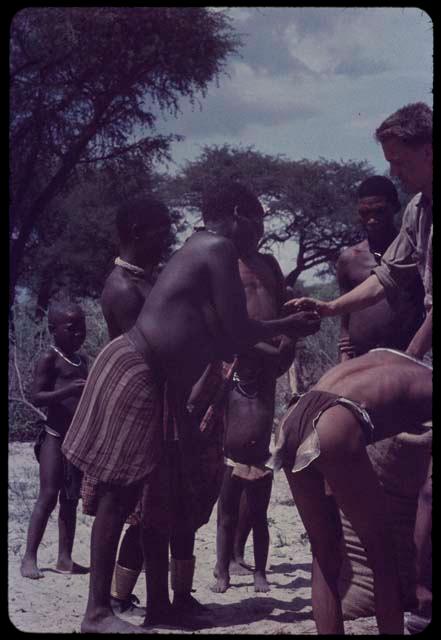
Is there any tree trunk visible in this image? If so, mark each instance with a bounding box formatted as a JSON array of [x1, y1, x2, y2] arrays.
[[35, 264, 54, 320]]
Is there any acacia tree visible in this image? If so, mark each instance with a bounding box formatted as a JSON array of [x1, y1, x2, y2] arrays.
[[168, 145, 374, 286], [10, 7, 239, 308]]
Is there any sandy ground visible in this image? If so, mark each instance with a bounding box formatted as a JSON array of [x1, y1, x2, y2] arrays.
[[8, 441, 381, 634]]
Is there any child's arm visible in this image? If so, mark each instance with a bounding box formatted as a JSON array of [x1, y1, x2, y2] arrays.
[[32, 351, 86, 407]]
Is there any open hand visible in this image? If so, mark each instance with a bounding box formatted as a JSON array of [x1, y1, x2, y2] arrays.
[[283, 297, 332, 316]]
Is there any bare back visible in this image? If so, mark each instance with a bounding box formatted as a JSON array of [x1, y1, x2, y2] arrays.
[[315, 350, 432, 434], [101, 267, 153, 340]]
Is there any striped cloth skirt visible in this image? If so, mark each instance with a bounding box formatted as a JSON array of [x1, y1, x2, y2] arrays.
[[62, 333, 163, 487]]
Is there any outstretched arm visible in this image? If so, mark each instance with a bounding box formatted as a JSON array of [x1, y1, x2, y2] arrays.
[[284, 273, 386, 317], [208, 238, 321, 352], [336, 257, 356, 361]]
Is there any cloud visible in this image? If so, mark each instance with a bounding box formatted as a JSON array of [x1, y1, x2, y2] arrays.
[[164, 62, 319, 138]]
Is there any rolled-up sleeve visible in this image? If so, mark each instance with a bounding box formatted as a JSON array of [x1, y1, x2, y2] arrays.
[[373, 195, 425, 308]]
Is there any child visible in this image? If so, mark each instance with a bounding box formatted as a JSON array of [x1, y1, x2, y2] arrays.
[[20, 301, 89, 579], [212, 211, 297, 594]]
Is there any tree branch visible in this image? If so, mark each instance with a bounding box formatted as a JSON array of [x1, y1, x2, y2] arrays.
[[11, 343, 46, 420]]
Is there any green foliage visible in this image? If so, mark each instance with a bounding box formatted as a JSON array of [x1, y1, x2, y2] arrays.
[[9, 297, 107, 441], [21, 162, 184, 308], [10, 7, 239, 307]]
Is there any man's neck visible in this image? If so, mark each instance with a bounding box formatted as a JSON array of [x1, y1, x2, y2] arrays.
[[119, 248, 153, 277]]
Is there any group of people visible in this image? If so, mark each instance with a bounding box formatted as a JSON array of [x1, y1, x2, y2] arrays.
[[19, 101, 432, 635]]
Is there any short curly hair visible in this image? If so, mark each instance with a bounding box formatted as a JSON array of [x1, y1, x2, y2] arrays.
[[48, 301, 84, 328], [375, 102, 432, 147], [202, 181, 264, 224]]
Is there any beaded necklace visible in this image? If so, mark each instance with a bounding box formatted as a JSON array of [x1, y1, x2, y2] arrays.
[[51, 345, 82, 367], [114, 256, 146, 277]]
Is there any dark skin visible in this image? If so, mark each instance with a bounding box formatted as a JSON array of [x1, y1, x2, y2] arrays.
[[100, 222, 165, 577], [337, 195, 423, 360], [337, 192, 430, 624], [20, 306, 88, 579], [100, 218, 202, 624], [81, 209, 320, 634], [212, 227, 297, 594], [282, 349, 432, 634]]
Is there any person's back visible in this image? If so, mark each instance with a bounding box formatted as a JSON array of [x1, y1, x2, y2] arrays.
[[315, 349, 432, 434]]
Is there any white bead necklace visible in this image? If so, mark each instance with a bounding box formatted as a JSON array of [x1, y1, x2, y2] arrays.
[[114, 256, 146, 277], [51, 345, 82, 367]]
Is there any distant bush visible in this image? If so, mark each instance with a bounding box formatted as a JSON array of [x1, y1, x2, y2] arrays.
[[8, 297, 107, 441], [287, 279, 340, 394]]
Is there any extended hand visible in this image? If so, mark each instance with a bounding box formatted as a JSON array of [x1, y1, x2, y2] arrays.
[[284, 297, 332, 317], [67, 379, 87, 397], [338, 337, 356, 359], [284, 310, 321, 338]]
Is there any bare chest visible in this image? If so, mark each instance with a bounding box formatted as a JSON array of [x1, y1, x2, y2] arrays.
[[239, 259, 279, 319]]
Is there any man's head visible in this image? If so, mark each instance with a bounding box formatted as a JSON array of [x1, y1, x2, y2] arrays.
[[356, 176, 400, 242], [48, 301, 86, 355], [202, 182, 264, 256], [375, 102, 432, 196], [116, 196, 172, 266]]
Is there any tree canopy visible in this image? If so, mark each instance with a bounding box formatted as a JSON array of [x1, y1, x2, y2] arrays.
[[167, 145, 375, 286], [10, 7, 239, 308]]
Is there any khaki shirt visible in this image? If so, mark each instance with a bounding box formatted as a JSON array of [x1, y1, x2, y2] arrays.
[[373, 193, 432, 312]]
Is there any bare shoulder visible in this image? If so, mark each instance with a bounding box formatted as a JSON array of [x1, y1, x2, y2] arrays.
[[339, 241, 367, 263], [35, 348, 57, 372], [186, 231, 237, 263], [101, 269, 140, 308], [259, 252, 283, 273]]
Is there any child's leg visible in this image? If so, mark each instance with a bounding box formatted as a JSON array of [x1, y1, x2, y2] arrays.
[[314, 406, 404, 635], [230, 490, 254, 574], [57, 494, 89, 573], [244, 473, 272, 592], [21, 433, 63, 579], [284, 467, 345, 634], [211, 466, 243, 593]]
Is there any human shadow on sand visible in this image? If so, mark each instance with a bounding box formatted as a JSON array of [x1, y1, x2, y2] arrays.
[[269, 561, 311, 575], [200, 596, 313, 629]]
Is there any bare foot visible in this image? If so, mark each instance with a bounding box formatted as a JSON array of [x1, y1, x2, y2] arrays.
[[143, 603, 179, 628], [254, 572, 270, 593], [210, 576, 230, 593], [55, 560, 90, 574], [229, 559, 254, 575], [21, 556, 44, 579], [81, 613, 147, 633]]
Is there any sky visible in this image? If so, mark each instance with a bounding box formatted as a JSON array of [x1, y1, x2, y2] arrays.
[[155, 6, 433, 280]]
